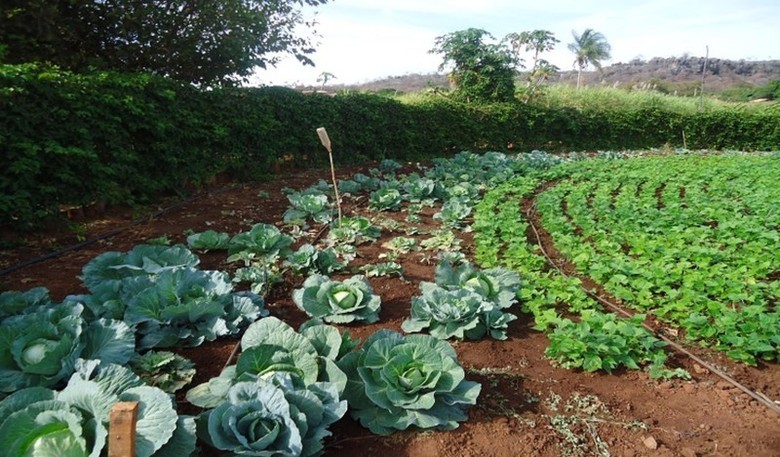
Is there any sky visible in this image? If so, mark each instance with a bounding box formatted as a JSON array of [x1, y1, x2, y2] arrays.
[[250, 0, 779, 87]]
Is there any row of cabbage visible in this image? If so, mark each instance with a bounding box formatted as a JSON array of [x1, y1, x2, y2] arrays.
[[0, 150, 573, 456]]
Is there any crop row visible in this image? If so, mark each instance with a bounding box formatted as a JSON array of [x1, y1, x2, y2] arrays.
[[534, 154, 780, 364]]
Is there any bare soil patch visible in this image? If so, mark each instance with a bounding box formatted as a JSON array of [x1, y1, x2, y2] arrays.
[[1, 167, 779, 457]]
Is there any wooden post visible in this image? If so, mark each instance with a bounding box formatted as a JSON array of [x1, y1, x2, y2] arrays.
[[316, 127, 343, 225], [109, 401, 139, 457]]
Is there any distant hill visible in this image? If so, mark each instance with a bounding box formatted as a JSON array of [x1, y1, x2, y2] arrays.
[[315, 57, 780, 95]]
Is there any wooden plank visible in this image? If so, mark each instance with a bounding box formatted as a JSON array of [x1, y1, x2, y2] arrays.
[[108, 401, 139, 457]]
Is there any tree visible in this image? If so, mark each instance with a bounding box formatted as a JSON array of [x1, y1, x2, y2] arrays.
[[0, 0, 328, 86], [503, 30, 559, 102], [430, 28, 516, 103], [316, 71, 336, 89], [567, 28, 612, 89]]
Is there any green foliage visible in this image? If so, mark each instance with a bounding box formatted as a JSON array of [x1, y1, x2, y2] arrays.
[[186, 230, 230, 252], [545, 311, 676, 376], [284, 244, 346, 276], [0, 359, 196, 457], [2, 63, 779, 229], [186, 316, 354, 408], [328, 216, 381, 245], [0, 0, 329, 86], [568, 29, 612, 89], [369, 186, 403, 211], [283, 188, 333, 227], [717, 79, 780, 102], [337, 329, 481, 435], [197, 373, 346, 457], [293, 275, 382, 324], [228, 223, 294, 259], [129, 351, 196, 394], [359, 261, 404, 278], [403, 283, 515, 340], [0, 300, 135, 392], [430, 28, 516, 102]]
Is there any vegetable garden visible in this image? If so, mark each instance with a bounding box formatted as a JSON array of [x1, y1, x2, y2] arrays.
[[1, 150, 779, 456]]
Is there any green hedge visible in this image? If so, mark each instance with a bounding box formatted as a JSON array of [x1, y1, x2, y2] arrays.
[[2, 64, 779, 229]]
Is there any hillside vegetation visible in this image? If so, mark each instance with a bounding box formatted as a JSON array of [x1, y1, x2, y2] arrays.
[[325, 57, 780, 98]]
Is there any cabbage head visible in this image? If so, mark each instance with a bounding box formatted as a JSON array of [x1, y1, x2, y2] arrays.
[[293, 275, 381, 324], [0, 359, 196, 457], [435, 260, 521, 309], [283, 189, 333, 227], [402, 282, 494, 340], [337, 329, 480, 435], [186, 317, 354, 409], [228, 223, 294, 259], [122, 268, 267, 349], [0, 301, 134, 392], [198, 373, 346, 457]]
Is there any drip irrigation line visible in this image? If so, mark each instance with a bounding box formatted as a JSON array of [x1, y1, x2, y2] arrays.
[[0, 185, 238, 278], [524, 201, 780, 416]]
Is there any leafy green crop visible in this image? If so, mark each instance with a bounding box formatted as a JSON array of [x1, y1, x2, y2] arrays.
[[283, 189, 333, 227], [0, 300, 134, 392], [328, 216, 381, 245], [197, 373, 346, 457], [293, 275, 381, 324], [545, 311, 683, 377], [0, 359, 196, 457], [369, 187, 403, 211], [284, 244, 346, 276], [337, 329, 481, 435], [228, 223, 294, 259], [186, 230, 230, 251], [129, 351, 196, 394]]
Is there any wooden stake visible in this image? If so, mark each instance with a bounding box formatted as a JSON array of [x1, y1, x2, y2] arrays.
[[109, 401, 139, 457], [316, 127, 343, 225]]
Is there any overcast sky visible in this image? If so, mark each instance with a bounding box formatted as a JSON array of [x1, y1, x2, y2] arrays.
[[250, 0, 779, 86]]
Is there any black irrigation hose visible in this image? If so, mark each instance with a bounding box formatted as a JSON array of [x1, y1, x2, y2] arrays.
[[0, 185, 239, 278], [524, 200, 780, 416]]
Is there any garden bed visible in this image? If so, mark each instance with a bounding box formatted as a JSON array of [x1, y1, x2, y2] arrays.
[[1, 155, 779, 456]]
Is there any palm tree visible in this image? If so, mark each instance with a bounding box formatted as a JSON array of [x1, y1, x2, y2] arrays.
[[568, 29, 612, 89]]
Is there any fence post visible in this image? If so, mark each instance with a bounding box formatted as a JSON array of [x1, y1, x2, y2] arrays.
[[109, 401, 139, 457]]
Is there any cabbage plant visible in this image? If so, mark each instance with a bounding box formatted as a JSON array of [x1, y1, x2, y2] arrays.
[[0, 286, 51, 319], [228, 222, 294, 259], [284, 244, 346, 276], [369, 187, 402, 211], [121, 268, 267, 349], [402, 175, 439, 203], [293, 274, 381, 324], [186, 317, 354, 409], [433, 198, 473, 230], [402, 283, 497, 340], [0, 300, 134, 392], [197, 373, 346, 457], [337, 329, 480, 435], [75, 244, 200, 319], [435, 260, 521, 309], [327, 216, 381, 245], [187, 318, 354, 455], [283, 189, 333, 227], [186, 230, 230, 251], [0, 359, 196, 457], [129, 351, 196, 394]]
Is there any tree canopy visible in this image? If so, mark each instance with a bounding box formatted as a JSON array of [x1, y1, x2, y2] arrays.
[[430, 28, 516, 103], [568, 28, 612, 89], [0, 0, 328, 86]]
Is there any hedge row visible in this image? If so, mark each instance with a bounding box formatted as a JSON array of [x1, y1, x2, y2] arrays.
[[2, 64, 779, 229]]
